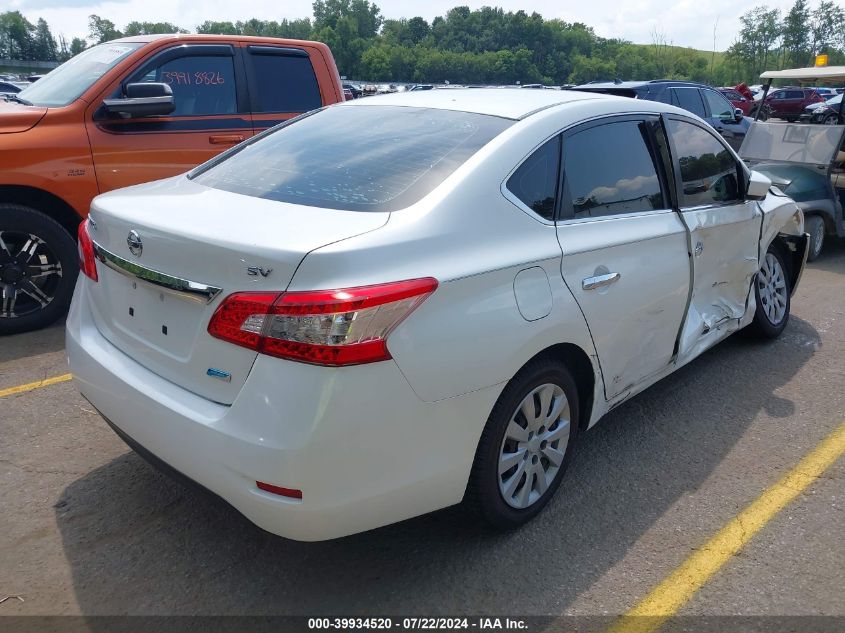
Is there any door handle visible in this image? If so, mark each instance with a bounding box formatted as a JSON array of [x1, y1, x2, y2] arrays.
[[209, 134, 244, 145], [582, 272, 621, 291]]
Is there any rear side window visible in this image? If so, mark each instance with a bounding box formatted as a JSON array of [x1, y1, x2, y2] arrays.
[[248, 49, 322, 113], [191, 105, 512, 212], [787, 90, 804, 99], [672, 88, 706, 118], [139, 55, 236, 117], [506, 136, 560, 221], [563, 120, 665, 219], [666, 119, 741, 207]]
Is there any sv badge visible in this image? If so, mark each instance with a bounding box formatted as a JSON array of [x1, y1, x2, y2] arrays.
[[246, 266, 273, 278]]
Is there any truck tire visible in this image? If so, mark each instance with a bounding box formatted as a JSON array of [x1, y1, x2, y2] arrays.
[[0, 204, 79, 335], [805, 215, 825, 262]]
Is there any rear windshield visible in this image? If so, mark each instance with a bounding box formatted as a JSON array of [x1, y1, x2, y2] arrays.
[[191, 105, 513, 212]]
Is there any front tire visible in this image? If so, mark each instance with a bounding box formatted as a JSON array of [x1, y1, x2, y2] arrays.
[[0, 204, 79, 335], [466, 357, 580, 529], [805, 215, 825, 262], [746, 244, 791, 339]]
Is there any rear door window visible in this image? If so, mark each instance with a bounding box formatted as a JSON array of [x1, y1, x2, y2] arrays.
[[246, 47, 322, 113], [506, 136, 560, 221], [562, 119, 666, 219], [671, 88, 707, 118]]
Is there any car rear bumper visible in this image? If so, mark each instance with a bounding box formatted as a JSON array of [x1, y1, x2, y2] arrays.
[[66, 279, 500, 541]]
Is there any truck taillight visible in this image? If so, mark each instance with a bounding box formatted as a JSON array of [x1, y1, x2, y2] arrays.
[[77, 219, 98, 282], [207, 278, 438, 366]]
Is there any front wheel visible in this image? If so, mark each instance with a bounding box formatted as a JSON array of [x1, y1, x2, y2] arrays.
[[822, 113, 840, 125], [0, 204, 79, 335], [466, 357, 580, 529], [746, 245, 791, 339], [805, 215, 825, 262]]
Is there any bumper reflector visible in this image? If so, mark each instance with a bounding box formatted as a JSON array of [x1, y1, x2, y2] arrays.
[[257, 481, 303, 499]]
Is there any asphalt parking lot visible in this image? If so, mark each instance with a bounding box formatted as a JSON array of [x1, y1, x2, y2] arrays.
[[1, 242, 844, 626]]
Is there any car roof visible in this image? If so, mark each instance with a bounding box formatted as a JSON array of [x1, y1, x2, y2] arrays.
[[109, 33, 321, 45], [339, 87, 621, 120], [573, 79, 711, 90]]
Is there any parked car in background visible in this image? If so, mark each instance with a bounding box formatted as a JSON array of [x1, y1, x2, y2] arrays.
[[719, 87, 753, 115], [343, 87, 353, 101], [0, 34, 343, 334], [342, 82, 361, 98], [68, 89, 806, 541], [408, 84, 434, 91], [573, 80, 750, 150], [763, 87, 824, 121], [0, 81, 26, 95], [800, 93, 843, 125]]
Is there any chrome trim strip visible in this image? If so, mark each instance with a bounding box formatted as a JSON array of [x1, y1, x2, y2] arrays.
[[92, 241, 222, 304]]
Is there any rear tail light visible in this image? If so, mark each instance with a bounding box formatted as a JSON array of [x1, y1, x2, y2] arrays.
[[208, 278, 438, 366], [77, 219, 98, 282]]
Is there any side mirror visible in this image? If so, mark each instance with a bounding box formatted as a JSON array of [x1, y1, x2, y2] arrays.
[[102, 82, 175, 118], [746, 170, 771, 201], [734, 108, 744, 122]]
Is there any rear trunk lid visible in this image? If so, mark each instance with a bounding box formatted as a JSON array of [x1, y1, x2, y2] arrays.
[[86, 176, 388, 404]]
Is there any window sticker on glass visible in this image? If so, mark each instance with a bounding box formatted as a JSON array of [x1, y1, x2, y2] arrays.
[[84, 44, 137, 65]]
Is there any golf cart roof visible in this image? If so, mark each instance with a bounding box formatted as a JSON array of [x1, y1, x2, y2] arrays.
[[760, 66, 845, 81]]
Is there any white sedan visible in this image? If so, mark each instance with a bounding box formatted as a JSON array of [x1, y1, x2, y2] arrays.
[[67, 89, 808, 541]]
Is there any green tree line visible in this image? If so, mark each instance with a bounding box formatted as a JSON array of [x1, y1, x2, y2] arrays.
[[2, 1, 843, 85]]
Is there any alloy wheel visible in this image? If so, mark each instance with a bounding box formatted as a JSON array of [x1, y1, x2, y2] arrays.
[[0, 230, 63, 319], [498, 383, 571, 509], [757, 252, 787, 326]]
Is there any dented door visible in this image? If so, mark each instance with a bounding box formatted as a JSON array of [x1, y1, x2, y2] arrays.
[[664, 118, 763, 360]]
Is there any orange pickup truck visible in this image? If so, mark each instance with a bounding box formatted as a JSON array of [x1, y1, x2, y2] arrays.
[[0, 34, 343, 334]]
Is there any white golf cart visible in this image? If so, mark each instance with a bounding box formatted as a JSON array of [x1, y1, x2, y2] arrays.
[[740, 66, 845, 260]]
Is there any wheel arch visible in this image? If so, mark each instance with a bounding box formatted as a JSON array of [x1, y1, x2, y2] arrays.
[[0, 186, 81, 238], [526, 342, 597, 432], [770, 232, 808, 296]]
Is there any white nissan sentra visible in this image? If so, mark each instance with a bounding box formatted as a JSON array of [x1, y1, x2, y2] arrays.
[[67, 89, 808, 541]]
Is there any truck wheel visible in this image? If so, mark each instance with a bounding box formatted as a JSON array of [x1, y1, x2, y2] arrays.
[[805, 215, 825, 262], [0, 204, 79, 335], [465, 357, 580, 529], [746, 244, 791, 339]]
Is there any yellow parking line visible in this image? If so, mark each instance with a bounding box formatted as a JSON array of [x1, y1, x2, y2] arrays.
[[609, 420, 845, 633], [0, 373, 73, 398]]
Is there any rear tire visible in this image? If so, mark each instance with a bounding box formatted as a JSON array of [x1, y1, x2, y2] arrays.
[[465, 357, 580, 530], [746, 243, 791, 339], [0, 204, 79, 335], [805, 215, 825, 262]]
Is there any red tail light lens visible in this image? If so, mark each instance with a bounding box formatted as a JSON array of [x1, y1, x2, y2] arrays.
[[77, 219, 98, 282], [208, 278, 438, 366]]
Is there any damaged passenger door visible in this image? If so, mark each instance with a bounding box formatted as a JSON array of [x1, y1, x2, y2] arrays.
[[664, 116, 763, 361]]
